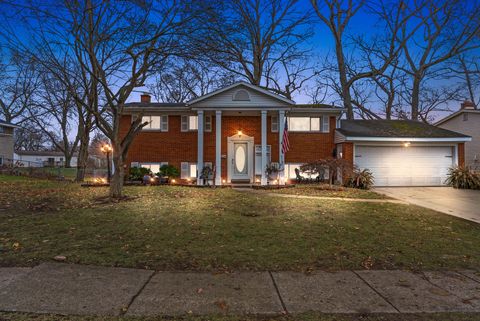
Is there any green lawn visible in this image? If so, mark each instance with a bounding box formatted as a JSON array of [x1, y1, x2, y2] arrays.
[[0, 312, 478, 321], [0, 175, 479, 271], [269, 184, 388, 199]]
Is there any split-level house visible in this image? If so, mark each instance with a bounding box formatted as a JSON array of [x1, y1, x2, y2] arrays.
[[120, 82, 470, 186]]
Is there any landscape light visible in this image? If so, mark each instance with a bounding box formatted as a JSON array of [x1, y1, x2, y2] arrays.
[[171, 179, 176, 184], [403, 142, 410, 147], [222, 179, 226, 183]]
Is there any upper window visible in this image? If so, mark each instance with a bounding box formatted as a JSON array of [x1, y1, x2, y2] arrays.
[[271, 116, 279, 132], [181, 115, 212, 132], [463, 113, 469, 121], [142, 115, 168, 131], [233, 89, 250, 101], [0, 126, 5, 134], [288, 116, 329, 133]]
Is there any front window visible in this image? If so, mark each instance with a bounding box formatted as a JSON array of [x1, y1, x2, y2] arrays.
[[189, 163, 197, 178], [288, 116, 329, 132], [189, 116, 198, 130]]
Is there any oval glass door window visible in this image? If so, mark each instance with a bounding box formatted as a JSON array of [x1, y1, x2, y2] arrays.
[[234, 143, 247, 174]]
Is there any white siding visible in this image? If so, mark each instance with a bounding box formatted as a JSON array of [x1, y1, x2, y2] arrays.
[[190, 85, 290, 108]]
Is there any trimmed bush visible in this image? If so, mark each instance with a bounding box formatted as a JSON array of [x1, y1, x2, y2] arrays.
[[445, 166, 480, 189], [345, 168, 374, 190], [158, 164, 179, 178], [129, 167, 151, 181]]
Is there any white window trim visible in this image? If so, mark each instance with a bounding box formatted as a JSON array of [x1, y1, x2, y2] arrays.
[[181, 115, 200, 132], [288, 117, 322, 132], [205, 115, 212, 132], [141, 115, 168, 132], [271, 116, 279, 132], [322, 116, 330, 133]]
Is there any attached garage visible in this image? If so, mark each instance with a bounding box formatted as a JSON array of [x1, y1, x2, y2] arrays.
[[335, 120, 471, 187], [354, 145, 454, 186]]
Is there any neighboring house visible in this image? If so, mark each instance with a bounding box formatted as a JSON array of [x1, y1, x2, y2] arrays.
[[436, 101, 480, 169], [120, 81, 469, 187], [14, 150, 78, 167], [0, 119, 19, 166]]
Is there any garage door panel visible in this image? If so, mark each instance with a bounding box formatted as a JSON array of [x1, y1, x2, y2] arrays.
[[355, 146, 454, 187]]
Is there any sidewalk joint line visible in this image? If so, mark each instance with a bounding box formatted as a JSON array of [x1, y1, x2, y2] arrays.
[[418, 271, 462, 300], [121, 270, 156, 315], [352, 271, 401, 313], [457, 271, 480, 285], [268, 271, 288, 315]]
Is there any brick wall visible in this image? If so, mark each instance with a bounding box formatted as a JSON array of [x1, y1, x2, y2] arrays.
[[121, 114, 337, 180]]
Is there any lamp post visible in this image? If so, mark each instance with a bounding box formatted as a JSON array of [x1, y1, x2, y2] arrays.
[[101, 144, 113, 183]]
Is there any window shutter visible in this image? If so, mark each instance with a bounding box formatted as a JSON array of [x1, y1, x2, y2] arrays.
[[161, 115, 168, 131], [180, 162, 189, 179], [205, 115, 212, 132], [181, 116, 188, 132], [322, 116, 330, 133], [271, 116, 278, 132]]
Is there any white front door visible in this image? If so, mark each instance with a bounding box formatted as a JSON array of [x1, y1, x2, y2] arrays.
[[232, 142, 249, 180]]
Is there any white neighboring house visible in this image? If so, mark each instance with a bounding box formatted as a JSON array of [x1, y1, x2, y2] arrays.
[[14, 150, 78, 167], [436, 101, 480, 169]]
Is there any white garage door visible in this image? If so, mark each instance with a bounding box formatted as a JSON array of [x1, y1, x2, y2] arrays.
[[355, 146, 454, 186]]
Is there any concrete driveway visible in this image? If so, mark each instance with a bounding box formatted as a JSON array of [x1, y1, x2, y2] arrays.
[[374, 187, 480, 224]]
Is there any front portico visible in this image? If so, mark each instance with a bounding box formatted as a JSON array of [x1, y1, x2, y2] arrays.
[[188, 82, 293, 186]]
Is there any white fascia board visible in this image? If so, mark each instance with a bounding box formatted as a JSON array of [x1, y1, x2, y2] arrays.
[[345, 136, 472, 142], [191, 106, 291, 111], [124, 107, 190, 113], [288, 108, 345, 114]]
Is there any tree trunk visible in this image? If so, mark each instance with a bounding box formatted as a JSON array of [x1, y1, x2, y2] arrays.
[[64, 154, 71, 168], [335, 41, 354, 120], [411, 75, 421, 120], [110, 149, 125, 198], [75, 135, 90, 182]]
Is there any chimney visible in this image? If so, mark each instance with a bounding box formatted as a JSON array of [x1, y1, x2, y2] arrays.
[[141, 93, 151, 104], [461, 100, 476, 110]]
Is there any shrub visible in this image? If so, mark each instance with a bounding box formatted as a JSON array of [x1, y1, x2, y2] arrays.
[[158, 164, 179, 178], [345, 168, 374, 189], [445, 166, 480, 189], [129, 167, 151, 181], [301, 158, 353, 185]]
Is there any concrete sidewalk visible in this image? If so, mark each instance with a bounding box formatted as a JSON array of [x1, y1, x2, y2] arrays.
[[0, 263, 479, 317]]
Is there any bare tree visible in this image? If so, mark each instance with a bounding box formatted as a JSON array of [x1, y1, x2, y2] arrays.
[[13, 121, 49, 151], [396, 0, 480, 120], [198, 0, 314, 99], [67, 0, 193, 197], [149, 59, 237, 103], [0, 51, 40, 124], [445, 55, 480, 108], [311, 0, 423, 119], [29, 73, 79, 167]]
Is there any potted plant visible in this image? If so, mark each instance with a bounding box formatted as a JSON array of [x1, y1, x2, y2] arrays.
[[158, 164, 179, 184], [265, 163, 279, 184], [200, 166, 213, 186]]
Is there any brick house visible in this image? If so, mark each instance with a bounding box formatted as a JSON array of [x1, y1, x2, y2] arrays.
[[121, 82, 470, 186]]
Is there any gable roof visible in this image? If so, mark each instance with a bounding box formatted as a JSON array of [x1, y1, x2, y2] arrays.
[[0, 119, 20, 128], [337, 120, 471, 141], [435, 109, 480, 126], [186, 81, 295, 106]]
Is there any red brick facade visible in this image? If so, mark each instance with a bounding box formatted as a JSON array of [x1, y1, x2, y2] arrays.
[[121, 114, 338, 181]]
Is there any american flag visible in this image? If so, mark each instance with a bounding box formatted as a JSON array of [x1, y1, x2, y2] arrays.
[[282, 118, 290, 154]]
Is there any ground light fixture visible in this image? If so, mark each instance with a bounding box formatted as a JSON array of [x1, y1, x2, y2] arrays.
[[171, 179, 176, 184], [403, 142, 411, 147]]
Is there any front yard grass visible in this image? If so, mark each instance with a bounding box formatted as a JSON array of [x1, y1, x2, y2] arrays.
[[268, 184, 388, 199], [0, 175, 479, 271]]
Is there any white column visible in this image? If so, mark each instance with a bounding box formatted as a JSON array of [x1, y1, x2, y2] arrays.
[[261, 110, 267, 185], [215, 110, 222, 186], [278, 110, 285, 185], [197, 110, 204, 185]]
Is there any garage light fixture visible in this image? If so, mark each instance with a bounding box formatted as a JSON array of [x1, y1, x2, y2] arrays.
[[403, 142, 411, 147]]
